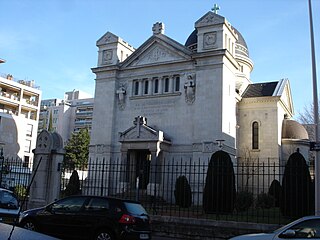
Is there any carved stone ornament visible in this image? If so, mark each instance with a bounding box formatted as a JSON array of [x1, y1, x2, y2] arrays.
[[116, 83, 127, 110], [152, 22, 165, 35], [147, 46, 167, 62], [103, 50, 113, 64], [184, 73, 196, 104], [203, 32, 217, 49]]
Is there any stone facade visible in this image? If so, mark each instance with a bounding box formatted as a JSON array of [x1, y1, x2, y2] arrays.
[[89, 11, 309, 198]]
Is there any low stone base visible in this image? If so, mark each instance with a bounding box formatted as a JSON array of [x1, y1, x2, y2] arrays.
[[151, 215, 280, 239]]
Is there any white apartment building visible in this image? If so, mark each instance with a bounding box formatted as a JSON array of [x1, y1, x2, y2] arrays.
[[0, 70, 41, 165], [38, 90, 93, 145]]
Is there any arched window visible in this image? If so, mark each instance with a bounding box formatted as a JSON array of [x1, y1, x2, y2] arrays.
[[252, 121, 259, 149]]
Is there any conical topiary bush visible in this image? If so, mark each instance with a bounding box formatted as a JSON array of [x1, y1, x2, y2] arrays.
[[174, 175, 192, 208], [203, 150, 236, 213]]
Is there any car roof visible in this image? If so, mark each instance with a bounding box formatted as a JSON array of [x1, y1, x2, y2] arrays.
[[0, 223, 59, 240], [62, 195, 141, 204], [0, 188, 14, 194]]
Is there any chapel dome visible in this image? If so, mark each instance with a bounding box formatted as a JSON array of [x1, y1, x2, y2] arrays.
[[185, 29, 198, 52], [185, 27, 249, 57], [282, 119, 309, 140]]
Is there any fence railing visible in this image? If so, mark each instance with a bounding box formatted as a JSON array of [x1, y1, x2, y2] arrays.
[[61, 157, 315, 225], [1, 156, 314, 225]]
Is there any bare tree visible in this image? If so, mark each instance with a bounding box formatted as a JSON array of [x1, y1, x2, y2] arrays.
[[297, 102, 317, 124]]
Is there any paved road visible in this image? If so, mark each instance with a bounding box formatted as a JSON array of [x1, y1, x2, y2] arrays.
[[153, 236, 183, 240]]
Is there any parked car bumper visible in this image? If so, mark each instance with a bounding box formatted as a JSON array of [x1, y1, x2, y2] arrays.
[[119, 229, 152, 240]]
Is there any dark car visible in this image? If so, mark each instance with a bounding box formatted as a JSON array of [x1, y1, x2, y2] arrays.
[[0, 222, 60, 240], [19, 195, 151, 240], [0, 188, 20, 224]]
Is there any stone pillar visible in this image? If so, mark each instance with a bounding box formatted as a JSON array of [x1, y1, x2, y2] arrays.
[[139, 79, 143, 96], [158, 78, 163, 94], [169, 75, 174, 93], [28, 130, 65, 209], [147, 151, 161, 196]]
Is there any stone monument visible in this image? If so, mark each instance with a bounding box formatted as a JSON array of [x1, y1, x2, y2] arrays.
[[28, 130, 65, 209]]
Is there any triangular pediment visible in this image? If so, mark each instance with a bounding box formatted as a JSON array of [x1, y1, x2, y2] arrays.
[[96, 32, 119, 46], [121, 35, 191, 68], [279, 80, 294, 116], [119, 116, 170, 143], [195, 11, 226, 28]]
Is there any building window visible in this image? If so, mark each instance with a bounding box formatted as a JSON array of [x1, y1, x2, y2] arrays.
[[134, 81, 139, 95], [175, 76, 180, 91], [25, 140, 32, 153], [53, 109, 59, 114], [164, 77, 169, 93], [154, 78, 159, 93], [26, 124, 33, 137], [23, 156, 30, 167], [144, 80, 149, 94], [252, 121, 259, 149]]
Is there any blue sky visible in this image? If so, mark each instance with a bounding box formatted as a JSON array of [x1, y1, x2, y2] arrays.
[[1, 0, 319, 118]]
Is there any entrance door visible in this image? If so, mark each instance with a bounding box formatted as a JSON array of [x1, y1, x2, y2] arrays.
[[134, 150, 151, 189]]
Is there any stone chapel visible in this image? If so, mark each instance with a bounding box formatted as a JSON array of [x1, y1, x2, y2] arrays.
[[88, 10, 310, 195]]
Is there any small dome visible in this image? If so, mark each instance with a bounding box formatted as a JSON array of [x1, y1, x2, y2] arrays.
[[185, 29, 197, 52], [185, 27, 249, 57], [282, 119, 309, 140]]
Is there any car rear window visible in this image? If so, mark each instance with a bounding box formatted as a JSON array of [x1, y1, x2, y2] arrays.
[[124, 202, 148, 215]]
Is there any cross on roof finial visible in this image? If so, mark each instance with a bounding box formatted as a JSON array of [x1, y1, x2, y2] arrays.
[[212, 3, 220, 14]]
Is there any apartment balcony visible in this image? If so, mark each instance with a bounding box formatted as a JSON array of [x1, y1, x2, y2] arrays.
[[0, 91, 20, 102], [74, 120, 92, 126], [0, 108, 18, 116], [75, 111, 93, 117]]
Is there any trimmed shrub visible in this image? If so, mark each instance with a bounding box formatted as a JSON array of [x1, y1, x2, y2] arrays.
[[235, 191, 254, 212], [268, 179, 282, 207], [63, 170, 81, 197], [255, 193, 275, 209], [174, 175, 192, 208], [203, 150, 236, 213], [281, 152, 313, 218]]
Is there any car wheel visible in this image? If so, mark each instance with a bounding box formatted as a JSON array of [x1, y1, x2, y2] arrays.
[[22, 220, 37, 231], [95, 230, 114, 240]]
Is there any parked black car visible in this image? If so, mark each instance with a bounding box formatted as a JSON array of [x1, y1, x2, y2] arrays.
[[19, 195, 151, 240], [0, 222, 60, 240], [0, 187, 20, 224]]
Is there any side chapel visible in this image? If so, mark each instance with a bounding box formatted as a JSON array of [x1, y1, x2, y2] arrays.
[[89, 9, 310, 196]]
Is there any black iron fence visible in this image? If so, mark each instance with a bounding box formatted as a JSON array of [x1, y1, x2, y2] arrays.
[[1, 155, 314, 225], [61, 156, 315, 225], [0, 158, 31, 210]]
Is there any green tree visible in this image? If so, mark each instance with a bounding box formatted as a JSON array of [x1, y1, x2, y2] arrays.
[[62, 170, 81, 197], [203, 150, 236, 214], [280, 151, 313, 218], [174, 175, 192, 208], [64, 128, 90, 169]]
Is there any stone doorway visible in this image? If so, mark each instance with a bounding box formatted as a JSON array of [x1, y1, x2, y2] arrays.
[[128, 150, 151, 190]]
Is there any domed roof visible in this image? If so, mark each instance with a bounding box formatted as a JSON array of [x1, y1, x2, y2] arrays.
[[231, 27, 247, 49], [185, 27, 249, 57], [282, 119, 309, 140], [185, 29, 198, 52]]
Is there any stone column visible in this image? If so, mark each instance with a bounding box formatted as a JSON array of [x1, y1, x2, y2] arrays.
[[28, 130, 65, 209], [158, 78, 163, 94], [169, 75, 174, 93], [147, 79, 152, 95], [139, 79, 143, 96]]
